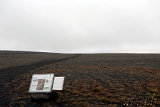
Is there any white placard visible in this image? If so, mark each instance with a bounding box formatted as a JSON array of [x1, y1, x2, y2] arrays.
[[52, 77, 64, 90], [29, 74, 54, 93]]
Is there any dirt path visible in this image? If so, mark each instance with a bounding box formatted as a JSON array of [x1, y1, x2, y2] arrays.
[[0, 54, 80, 86], [0, 54, 81, 106]]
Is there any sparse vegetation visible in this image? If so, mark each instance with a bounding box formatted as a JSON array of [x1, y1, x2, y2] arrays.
[[92, 88, 100, 93], [0, 51, 160, 106]]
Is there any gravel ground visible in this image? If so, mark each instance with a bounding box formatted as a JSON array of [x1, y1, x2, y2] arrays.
[[0, 51, 160, 107]]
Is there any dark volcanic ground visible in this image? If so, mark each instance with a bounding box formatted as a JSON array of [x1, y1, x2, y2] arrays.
[[0, 51, 160, 107]]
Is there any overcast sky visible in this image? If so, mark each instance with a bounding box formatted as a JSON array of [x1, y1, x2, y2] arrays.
[[0, 0, 160, 53]]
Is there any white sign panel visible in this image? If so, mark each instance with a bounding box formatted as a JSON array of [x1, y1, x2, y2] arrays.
[[29, 74, 54, 93], [52, 77, 64, 90]]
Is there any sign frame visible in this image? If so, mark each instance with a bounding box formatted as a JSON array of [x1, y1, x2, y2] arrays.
[[29, 73, 54, 93], [52, 77, 65, 90]]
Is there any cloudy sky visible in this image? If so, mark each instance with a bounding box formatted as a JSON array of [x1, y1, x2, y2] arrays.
[[0, 0, 160, 53]]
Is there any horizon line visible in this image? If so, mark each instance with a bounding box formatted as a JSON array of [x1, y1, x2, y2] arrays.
[[0, 49, 160, 54]]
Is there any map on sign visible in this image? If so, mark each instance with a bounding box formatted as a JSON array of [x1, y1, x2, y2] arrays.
[[29, 74, 54, 93], [52, 77, 65, 90]]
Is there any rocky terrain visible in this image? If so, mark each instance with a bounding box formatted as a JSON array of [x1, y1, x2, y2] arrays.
[[0, 51, 160, 107]]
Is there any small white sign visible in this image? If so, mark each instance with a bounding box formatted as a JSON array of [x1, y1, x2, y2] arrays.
[[29, 74, 54, 93], [52, 77, 65, 90]]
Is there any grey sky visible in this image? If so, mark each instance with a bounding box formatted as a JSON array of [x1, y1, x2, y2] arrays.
[[0, 0, 160, 53]]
